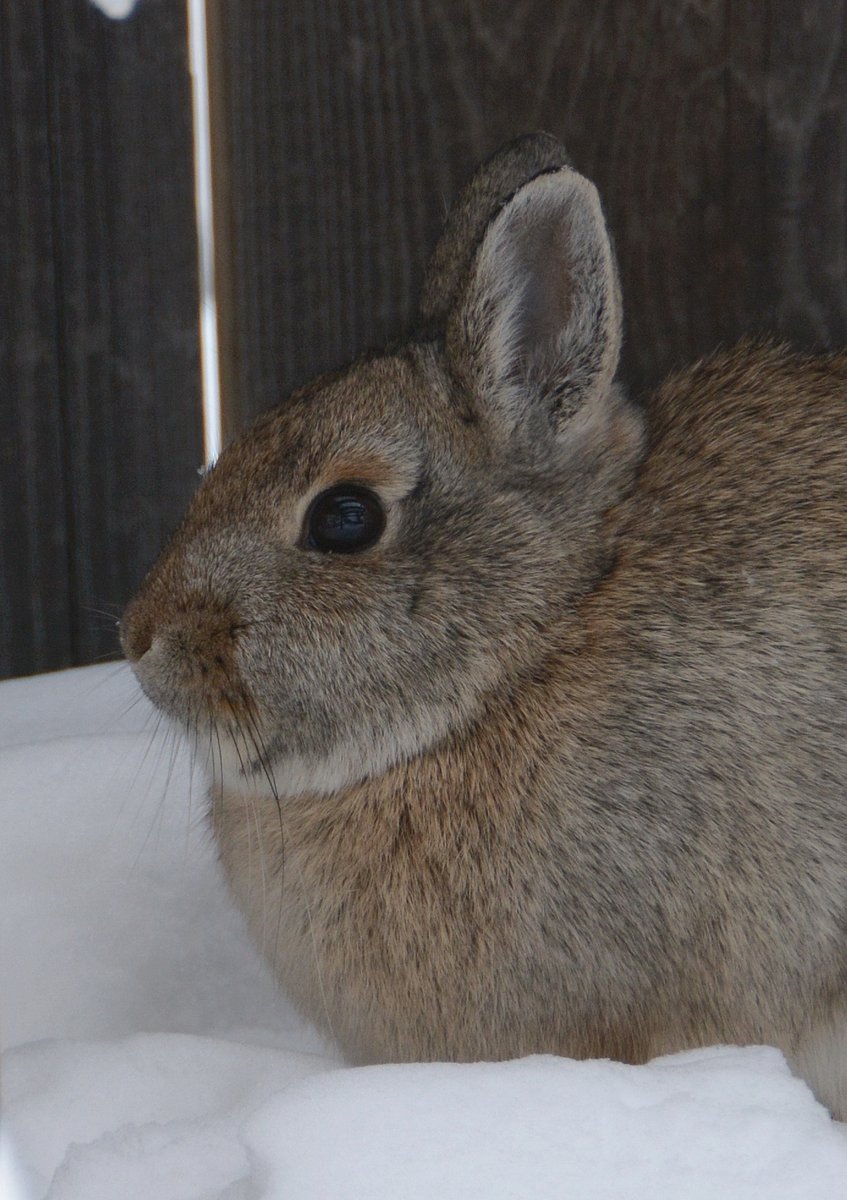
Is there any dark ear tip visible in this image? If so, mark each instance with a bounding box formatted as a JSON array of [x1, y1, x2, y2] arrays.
[[481, 131, 571, 177], [420, 132, 572, 331]]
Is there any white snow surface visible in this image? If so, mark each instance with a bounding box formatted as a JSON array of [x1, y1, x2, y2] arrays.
[[2, 664, 846, 1199], [88, 0, 138, 19]]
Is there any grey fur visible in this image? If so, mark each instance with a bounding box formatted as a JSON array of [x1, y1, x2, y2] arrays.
[[122, 135, 847, 1118]]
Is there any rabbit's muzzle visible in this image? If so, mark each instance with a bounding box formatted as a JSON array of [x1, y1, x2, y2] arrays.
[[121, 598, 250, 730]]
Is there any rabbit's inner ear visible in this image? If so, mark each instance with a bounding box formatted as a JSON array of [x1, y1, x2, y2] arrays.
[[447, 168, 622, 455]]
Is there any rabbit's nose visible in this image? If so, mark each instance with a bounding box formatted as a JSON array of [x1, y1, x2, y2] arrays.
[[124, 606, 239, 667], [120, 606, 153, 663]]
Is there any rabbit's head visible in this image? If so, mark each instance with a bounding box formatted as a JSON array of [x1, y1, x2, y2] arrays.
[[121, 135, 644, 798]]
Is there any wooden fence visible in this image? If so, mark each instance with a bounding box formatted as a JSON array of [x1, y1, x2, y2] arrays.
[[3, 0, 846, 679]]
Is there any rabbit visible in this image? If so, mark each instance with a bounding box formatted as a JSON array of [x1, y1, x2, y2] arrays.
[[121, 133, 847, 1119]]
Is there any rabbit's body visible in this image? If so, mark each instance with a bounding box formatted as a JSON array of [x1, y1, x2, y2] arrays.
[[122, 136, 847, 1116], [210, 341, 847, 1113]]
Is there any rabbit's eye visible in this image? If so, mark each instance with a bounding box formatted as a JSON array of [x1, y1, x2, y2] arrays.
[[305, 485, 386, 554]]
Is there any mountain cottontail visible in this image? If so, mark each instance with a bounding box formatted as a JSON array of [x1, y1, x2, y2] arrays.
[[122, 134, 847, 1118]]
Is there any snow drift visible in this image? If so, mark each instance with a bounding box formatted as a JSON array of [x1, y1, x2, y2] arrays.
[[1, 665, 845, 1198]]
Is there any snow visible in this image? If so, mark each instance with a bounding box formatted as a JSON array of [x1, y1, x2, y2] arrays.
[[2, 664, 846, 1199], [88, 0, 138, 19]]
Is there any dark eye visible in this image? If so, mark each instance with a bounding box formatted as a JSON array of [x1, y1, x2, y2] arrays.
[[305, 484, 386, 554]]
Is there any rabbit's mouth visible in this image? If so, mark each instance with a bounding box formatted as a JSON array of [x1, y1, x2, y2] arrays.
[[124, 623, 402, 800]]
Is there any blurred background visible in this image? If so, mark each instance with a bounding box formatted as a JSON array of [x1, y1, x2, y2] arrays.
[[3, 0, 846, 680]]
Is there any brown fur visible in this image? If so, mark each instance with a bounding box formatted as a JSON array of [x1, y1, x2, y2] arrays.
[[122, 136, 847, 1116]]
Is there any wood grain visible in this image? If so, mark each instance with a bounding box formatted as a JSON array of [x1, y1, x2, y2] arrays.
[[1, 0, 203, 678], [0, 2, 72, 677], [216, 1, 847, 428]]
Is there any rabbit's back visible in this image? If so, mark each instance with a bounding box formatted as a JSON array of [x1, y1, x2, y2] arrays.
[[620, 340, 847, 585], [557, 339, 847, 1090]]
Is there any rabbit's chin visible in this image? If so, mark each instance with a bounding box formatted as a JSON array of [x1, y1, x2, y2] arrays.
[[198, 708, 450, 801]]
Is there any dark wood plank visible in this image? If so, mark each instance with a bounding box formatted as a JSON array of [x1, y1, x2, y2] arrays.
[[217, 0, 847, 429], [0, 2, 72, 678], [42, 0, 204, 670], [0, 0, 202, 676], [762, 0, 847, 346]]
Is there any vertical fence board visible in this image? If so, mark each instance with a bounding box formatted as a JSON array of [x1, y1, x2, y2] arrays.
[[763, 0, 847, 344], [216, 0, 847, 430], [1, 0, 203, 679], [0, 2, 72, 677]]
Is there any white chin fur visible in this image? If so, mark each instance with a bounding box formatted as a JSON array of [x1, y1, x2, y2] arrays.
[[202, 711, 448, 800]]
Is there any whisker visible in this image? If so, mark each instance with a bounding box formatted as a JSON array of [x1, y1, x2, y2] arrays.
[[233, 703, 279, 960], [184, 699, 203, 854], [235, 694, 335, 1047], [228, 707, 273, 951], [237, 696, 288, 965], [213, 721, 225, 825], [131, 721, 176, 868], [121, 710, 166, 820], [83, 599, 123, 614], [115, 690, 150, 721]]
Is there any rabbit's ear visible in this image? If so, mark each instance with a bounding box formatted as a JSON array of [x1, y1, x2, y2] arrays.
[[420, 133, 571, 333], [446, 167, 622, 454]]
